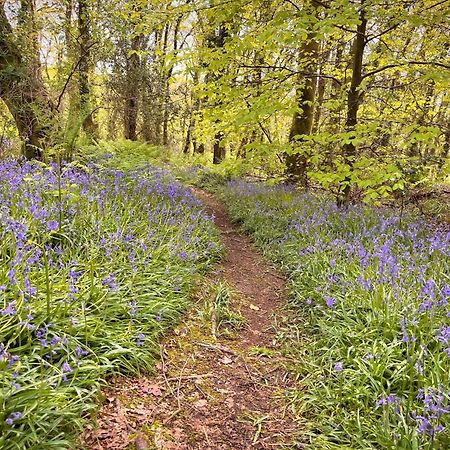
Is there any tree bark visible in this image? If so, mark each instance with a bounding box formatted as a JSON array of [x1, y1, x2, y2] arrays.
[[211, 25, 228, 164], [213, 130, 225, 164], [338, 0, 367, 206], [409, 80, 434, 157], [141, 30, 159, 143], [183, 114, 193, 154], [78, 0, 97, 139], [312, 46, 330, 134], [285, 2, 320, 186], [328, 40, 345, 133], [124, 35, 142, 141], [160, 22, 170, 145], [443, 119, 450, 158], [185, 71, 203, 154], [162, 15, 183, 147], [0, 2, 56, 159]]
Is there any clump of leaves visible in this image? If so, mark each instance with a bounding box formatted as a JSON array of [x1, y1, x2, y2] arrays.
[[200, 281, 245, 338]]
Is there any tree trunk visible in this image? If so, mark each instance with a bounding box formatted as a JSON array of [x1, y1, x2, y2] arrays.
[[328, 41, 345, 133], [443, 119, 450, 158], [18, 0, 41, 74], [189, 71, 202, 154], [183, 115, 193, 154], [312, 46, 330, 134], [162, 15, 182, 147], [213, 131, 225, 164], [149, 28, 164, 144], [78, 0, 97, 139], [142, 82, 154, 143], [0, 2, 56, 159], [285, 2, 320, 186], [161, 22, 170, 146], [211, 25, 228, 164], [409, 80, 434, 157], [183, 83, 198, 155], [124, 35, 142, 141], [141, 30, 159, 143], [338, 0, 367, 206]]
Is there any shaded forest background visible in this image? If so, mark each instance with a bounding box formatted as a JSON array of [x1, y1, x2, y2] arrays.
[[1, 0, 449, 204]]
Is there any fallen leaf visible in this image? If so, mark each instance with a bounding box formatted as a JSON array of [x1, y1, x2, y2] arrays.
[[153, 427, 166, 449], [135, 432, 149, 450], [141, 383, 163, 396], [249, 304, 260, 311], [194, 399, 208, 408], [220, 356, 233, 365], [217, 388, 231, 394], [225, 397, 235, 408]]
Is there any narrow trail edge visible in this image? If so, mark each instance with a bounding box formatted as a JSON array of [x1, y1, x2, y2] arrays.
[[84, 188, 299, 450]]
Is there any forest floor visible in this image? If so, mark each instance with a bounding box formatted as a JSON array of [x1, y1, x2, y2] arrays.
[[84, 188, 300, 450]]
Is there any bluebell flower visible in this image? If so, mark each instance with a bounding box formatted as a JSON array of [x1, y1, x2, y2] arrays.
[[137, 333, 145, 346], [325, 296, 335, 308]]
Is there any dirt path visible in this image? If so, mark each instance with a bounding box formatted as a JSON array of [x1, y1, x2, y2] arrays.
[[85, 189, 298, 449]]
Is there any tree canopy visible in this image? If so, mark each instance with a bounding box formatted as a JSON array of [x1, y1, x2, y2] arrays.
[[0, 0, 449, 202]]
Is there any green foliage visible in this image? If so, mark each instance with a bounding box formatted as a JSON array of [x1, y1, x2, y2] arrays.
[[0, 149, 221, 448], [181, 0, 450, 199], [199, 281, 245, 337], [220, 180, 450, 449], [77, 139, 167, 169]]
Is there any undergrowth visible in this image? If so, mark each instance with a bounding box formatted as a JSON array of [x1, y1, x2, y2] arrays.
[[219, 180, 450, 449], [0, 155, 221, 449], [199, 281, 245, 338]]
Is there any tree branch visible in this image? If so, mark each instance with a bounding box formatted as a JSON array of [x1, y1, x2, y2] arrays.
[[237, 64, 342, 85], [362, 61, 450, 79], [56, 41, 97, 111]]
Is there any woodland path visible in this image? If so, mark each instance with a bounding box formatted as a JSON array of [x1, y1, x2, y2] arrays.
[[85, 189, 299, 450]]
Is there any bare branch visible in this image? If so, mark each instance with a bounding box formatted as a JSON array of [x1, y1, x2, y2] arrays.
[[56, 41, 97, 111], [362, 61, 450, 80]]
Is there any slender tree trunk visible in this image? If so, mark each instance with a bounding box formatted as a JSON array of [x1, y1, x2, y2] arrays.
[[63, 0, 81, 154], [213, 130, 225, 164], [211, 25, 228, 164], [64, 0, 73, 57], [160, 22, 170, 146], [124, 35, 141, 141], [18, 0, 40, 76], [189, 72, 205, 154], [285, 2, 320, 186], [183, 115, 193, 154], [185, 71, 203, 154], [338, 0, 367, 206], [329, 41, 345, 133], [151, 27, 165, 144], [443, 118, 450, 158], [409, 80, 434, 157], [142, 81, 154, 142], [108, 99, 118, 140], [162, 15, 182, 147], [62, 0, 75, 110], [312, 46, 330, 133], [141, 30, 159, 143], [0, 2, 56, 159], [78, 0, 97, 139]]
